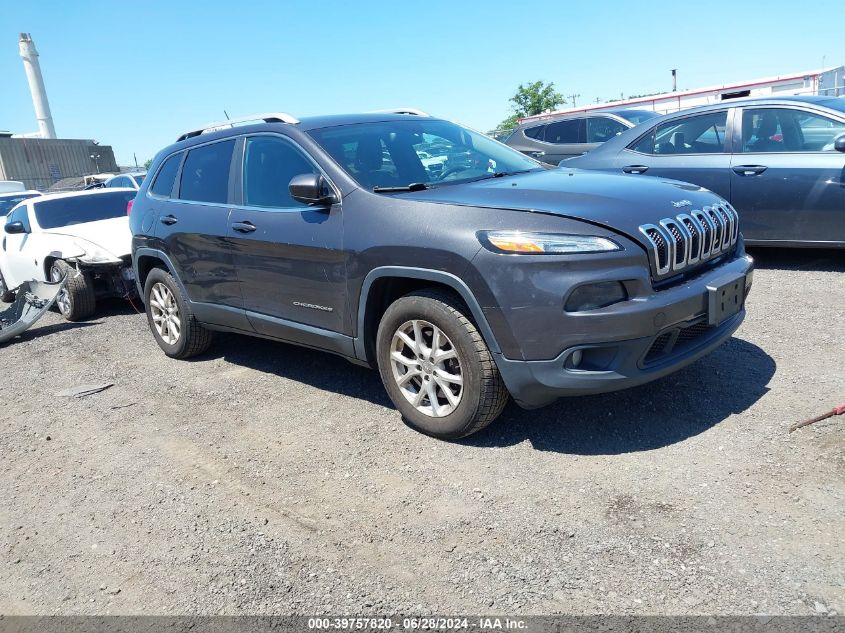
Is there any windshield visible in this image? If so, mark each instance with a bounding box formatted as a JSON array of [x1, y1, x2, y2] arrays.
[[0, 193, 40, 216], [34, 191, 135, 229], [308, 119, 543, 190]]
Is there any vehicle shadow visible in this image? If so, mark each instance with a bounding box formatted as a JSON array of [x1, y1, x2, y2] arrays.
[[464, 337, 775, 454], [13, 320, 97, 343], [748, 247, 844, 272], [202, 331, 774, 455]]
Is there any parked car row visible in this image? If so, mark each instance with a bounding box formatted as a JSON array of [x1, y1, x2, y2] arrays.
[[506, 96, 845, 247], [4, 95, 840, 440]]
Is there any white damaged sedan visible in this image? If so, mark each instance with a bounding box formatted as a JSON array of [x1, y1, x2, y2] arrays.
[[0, 188, 137, 320]]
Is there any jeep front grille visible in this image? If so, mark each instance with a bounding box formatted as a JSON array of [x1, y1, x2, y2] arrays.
[[639, 203, 738, 278]]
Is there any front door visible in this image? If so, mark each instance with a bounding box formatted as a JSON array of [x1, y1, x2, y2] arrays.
[[227, 134, 346, 341], [1, 204, 37, 287], [730, 106, 845, 243]]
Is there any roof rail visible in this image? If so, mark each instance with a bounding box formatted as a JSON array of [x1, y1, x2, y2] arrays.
[[176, 112, 299, 142], [370, 107, 431, 117]]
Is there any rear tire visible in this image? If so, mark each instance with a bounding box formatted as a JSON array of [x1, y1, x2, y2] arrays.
[[376, 289, 508, 440], [144, 267, 212, 359], [51, 260, 96, 321]]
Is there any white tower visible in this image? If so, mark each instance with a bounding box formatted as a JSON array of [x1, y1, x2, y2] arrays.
[[18, 33, 56, 139]]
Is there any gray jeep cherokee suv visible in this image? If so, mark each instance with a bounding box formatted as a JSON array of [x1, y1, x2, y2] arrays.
[[130, 110, 754, 439]]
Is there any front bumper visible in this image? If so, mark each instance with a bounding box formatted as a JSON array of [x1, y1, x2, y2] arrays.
[[494, 254, 754, 408]]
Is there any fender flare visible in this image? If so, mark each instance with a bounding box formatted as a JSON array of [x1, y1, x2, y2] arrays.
[[353, 266, 501, 362], [133, 248, 188, 298]]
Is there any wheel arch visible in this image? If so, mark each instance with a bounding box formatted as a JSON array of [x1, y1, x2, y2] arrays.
[[354, 266, 501, 363], [133, 248, 185, 298]]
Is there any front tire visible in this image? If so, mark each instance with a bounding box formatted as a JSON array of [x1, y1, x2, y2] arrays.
[[376, 289, 508, 439], [51, 260, 96, 321], [144, 267, 212, 359]]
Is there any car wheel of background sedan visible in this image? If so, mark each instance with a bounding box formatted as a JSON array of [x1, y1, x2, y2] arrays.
[[143, 267, 212, 359], [0, 269, 15, 303], [51, 260, 95, 321], [376, 288, 508, 440]]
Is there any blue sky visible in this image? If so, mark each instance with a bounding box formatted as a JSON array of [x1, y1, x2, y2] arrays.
[[2, 0, 841, 166]]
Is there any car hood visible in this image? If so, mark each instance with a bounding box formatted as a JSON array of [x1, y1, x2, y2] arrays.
[[41, 216, 131, 260], [399, 168, 724, 245]]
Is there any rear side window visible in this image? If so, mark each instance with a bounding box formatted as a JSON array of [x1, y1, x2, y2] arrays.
[[243, 136, 320, 208], [179, 140, 235, 204], [150, 153, 182, 197], [524, 125, 545, 140], [631, 111, 727, 155], [543, 119, 585, 144]]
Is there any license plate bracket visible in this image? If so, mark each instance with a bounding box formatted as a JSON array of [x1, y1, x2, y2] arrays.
[[706, 273, 745, 326]]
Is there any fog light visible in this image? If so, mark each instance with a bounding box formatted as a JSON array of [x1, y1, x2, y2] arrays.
[[570, 349, 583, 367], [565, 281, 627, 312]]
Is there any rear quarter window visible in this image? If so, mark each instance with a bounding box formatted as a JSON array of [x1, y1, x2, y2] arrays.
[[150, 153, 183, 197]]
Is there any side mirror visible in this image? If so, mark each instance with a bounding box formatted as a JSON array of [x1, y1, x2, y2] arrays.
[[289, 173, 337, 206], [4, 221, 26, 234], [834, 134, 845, 153]]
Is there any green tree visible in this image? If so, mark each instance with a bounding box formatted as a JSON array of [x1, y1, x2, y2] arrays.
[[143, 158, 153, 170], [496, 80, 564, 135]]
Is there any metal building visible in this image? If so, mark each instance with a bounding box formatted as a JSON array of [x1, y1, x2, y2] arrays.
[[520, 66, 845, 125], [0, 136, 118, 191]]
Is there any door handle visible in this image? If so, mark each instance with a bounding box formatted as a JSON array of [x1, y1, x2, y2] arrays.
[[160, 215, 178, 225], [623, 165, 649, 174], [732, 165, 768, 176], [232, 221, 256, 233]]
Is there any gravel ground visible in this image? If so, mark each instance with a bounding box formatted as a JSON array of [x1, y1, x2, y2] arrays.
[[0, 248, 842, 616]]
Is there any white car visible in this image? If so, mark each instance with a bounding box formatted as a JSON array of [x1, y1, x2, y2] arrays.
[[0, 189, 137, 320]]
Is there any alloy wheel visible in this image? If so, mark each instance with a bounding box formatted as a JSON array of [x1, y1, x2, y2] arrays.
[[389, 319, 463, 418], [51, 265, 71, 316], [149, 282, 181, 345]]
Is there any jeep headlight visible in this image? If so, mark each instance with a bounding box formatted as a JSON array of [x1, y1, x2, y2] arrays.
[[481, 231, 621, 254]]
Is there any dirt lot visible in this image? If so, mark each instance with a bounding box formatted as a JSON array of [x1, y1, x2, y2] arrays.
[[0, 248, 842, 616]]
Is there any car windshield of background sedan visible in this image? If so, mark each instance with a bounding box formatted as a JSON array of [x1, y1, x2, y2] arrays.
[[34, 191, 135, 229], [309, 119, 543, 191], [0, 193, 40, 216]]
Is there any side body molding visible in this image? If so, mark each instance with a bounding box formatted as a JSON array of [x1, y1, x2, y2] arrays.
[[353, 266, 501, 362]]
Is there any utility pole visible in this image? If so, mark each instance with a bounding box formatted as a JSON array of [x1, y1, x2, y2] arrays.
[[671, 68, 678, 92], [595, 97, 601, 104], [568, 93, 580, 108], [133, 152, 138, 168]]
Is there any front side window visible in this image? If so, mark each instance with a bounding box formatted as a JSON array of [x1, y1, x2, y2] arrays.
[[631, 111, 728, 155], [131, 174, 145, 187], [243, 136, 320, 208], [6, 205, 31, 232], [309, 119, 541, 191], [742, 108, 845, 152], [586, 117, 627, 143], [543, 119, 584, 144], [150, 153, 182, 197], [34, 191, 135, 229], [179, 140, 235, 204]]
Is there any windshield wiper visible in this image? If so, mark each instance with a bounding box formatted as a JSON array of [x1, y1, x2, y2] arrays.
[[372, 182, 429, 193]]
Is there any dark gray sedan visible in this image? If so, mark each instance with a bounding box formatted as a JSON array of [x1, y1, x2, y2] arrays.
[[564, 96, 845, 247]]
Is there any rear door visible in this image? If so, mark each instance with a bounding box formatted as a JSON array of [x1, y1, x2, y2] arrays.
[[153, 139, 248, 328], [228, 134, 346, 340], [729, 106, 845, 243], [620, 110, 733, 200]]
